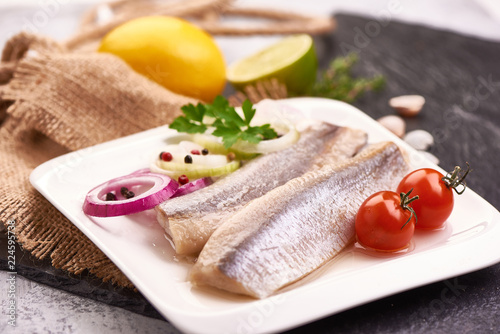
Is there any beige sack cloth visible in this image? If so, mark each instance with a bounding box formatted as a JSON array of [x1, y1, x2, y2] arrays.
[[0, 32, 197, 288]]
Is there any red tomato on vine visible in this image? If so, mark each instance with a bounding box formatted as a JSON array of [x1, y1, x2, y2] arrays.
[[396, 163, 470, 230], [355, 189, 419, 252]]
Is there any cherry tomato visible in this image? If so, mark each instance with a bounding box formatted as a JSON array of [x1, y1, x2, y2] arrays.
[[396, 169, 451, 229], [355, 190, 417, 252], [396, 165, 469, 230]]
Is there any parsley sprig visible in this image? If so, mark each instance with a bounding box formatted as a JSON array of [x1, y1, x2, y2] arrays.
[[170, 96, 278, 148]]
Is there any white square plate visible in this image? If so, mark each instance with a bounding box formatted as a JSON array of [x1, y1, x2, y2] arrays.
[[30, 98, 500, 334]]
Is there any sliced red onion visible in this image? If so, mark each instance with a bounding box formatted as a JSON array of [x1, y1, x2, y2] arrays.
[[83, 172, 178, 217], [172, 177, 213, 198], [129, 168, 151, 175]]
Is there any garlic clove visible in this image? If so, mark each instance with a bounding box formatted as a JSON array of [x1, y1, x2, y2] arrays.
[[404, 129, 434, 150], [377, 115, 406, 138], [389, 95, 425, 117]]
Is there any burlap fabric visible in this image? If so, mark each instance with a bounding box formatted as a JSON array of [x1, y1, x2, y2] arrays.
[[0, 32, 197, 288]]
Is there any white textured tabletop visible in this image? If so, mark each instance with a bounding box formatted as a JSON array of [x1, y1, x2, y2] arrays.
[[1, 1, 500, 333]]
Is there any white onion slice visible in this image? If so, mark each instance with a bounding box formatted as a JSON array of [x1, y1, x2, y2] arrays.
[[192, 121, 299, 156], [231, 121, 299, 154], [83, 171, 178, 217], [191, 133, 258, 160], [150, 159, 240, 179], [172, 177, 213, 198]]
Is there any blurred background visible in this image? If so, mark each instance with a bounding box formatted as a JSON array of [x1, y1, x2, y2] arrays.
[[2, 0, 500, 65]]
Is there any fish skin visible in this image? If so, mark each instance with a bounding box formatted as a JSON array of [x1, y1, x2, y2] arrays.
[[156, 122, 367, 255], [190, 141, 410, 298]]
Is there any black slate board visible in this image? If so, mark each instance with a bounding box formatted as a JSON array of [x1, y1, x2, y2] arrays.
[[1, 13, 500, 333]]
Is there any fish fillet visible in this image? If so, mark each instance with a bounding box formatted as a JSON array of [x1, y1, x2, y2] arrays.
[[190, 141, 409, 298], [156, 122, 367, 255]]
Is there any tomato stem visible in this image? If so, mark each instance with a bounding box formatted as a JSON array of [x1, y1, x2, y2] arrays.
[[400, 188, 419, 229], [442, 162, 471, 195]]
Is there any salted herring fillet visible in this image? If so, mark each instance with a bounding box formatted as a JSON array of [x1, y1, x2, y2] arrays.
[[156, 122, 367, 255], [190, 141, 410, 298]]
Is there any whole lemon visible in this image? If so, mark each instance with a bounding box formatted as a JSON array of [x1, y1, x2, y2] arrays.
[[98, 16, 226, 102]]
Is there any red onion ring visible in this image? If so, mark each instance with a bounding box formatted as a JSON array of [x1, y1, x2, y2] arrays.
[[83, 171, 178, 217], [172, 177, 213, 198], [129, 168, 151, 175]]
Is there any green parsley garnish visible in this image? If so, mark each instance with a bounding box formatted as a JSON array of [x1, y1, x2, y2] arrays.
[[170, 96, 278, 148]]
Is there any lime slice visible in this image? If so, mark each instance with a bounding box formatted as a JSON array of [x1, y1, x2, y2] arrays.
[[227, 34, 317, 94]]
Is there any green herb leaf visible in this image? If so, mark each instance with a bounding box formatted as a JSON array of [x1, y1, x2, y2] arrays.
[[245, 124, 278, 141], [241, 99, 256, 126], [212, 122, 242, 148], [309, 53, 385, 103], [211, 118, 224, 128], [169, 116, 207, 134], [181, 103, 206, 123], [208, 95, 245, 127], [240, 131, 261, 144], [170, 96, 279, 149]]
